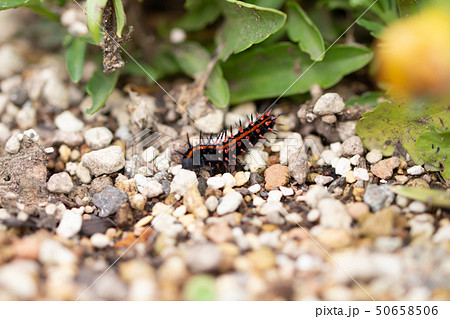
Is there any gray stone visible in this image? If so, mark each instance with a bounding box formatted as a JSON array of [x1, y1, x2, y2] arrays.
[[92, 186, 128, 217], [341, 136, 365, 156], [288, 153, 309, 184], [185, 243, 222, 273], [363, 184, 395, 211], [82, 146, 125, 175], [313, 93, 345, 115]]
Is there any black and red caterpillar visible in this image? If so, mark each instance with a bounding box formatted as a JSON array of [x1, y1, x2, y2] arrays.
[[181, 107, 279, 173]]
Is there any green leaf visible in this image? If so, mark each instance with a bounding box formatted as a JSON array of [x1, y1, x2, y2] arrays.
[[112, 0, 125, 38], [397, 0, 419, 18], [223, 42, 372, 104], [286, 1, 325, 61], [416, 127, 450, 179], [356, 18, 385, 38], [392, 186, 450, 209], [345, 91, 386, 108], [176, 0, 221, 31], [65, 37, 87, 83], [355, 99, 450, 168], [245, 0, 286, 9], [172, 42, 210, 80], [183, 275, 216, 301], [205, 64, 230, 108], [218, 0, 286, 60], [0, 0, 41, 10], [86, 70, 119, 114], [86, 0, 108, 44]]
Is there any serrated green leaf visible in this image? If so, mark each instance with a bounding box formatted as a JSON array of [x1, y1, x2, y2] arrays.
[[223, 42, 372, 104], [66, 37, 87, 83], [86, 70, 119, 114], [205, 64, 230, 108], [355, 99, 450, 168], [86, 0, 108, 44], [218, 0, 286, 60], [416, 126, 450, 179], [176, 0, 221, 31], [112, 0, 125, 38], [392, 186, 450, 209], [286, 1, 325, 61]]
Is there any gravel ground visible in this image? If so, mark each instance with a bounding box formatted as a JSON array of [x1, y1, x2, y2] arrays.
[[0, 10, 449, 301]]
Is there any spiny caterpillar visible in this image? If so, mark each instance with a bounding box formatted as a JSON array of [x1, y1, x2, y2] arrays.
[[181, 106, 279, 173]]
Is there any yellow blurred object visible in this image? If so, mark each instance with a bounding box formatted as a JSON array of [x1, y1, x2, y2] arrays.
[[374, 5, 450, 99]]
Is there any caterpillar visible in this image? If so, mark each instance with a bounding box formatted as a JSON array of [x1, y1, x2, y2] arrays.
[[181, 107, 279, 174]]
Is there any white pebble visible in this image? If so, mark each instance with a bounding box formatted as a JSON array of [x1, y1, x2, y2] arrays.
[[56, 210, 82, 238], [366, 149, 383, 164], [208, 175, 225, 189], [5, 135, 20, 153], [268, 190, 283, 202], [253, 196, 265, 207], [248, 184, 261, 193], [313, 93, 345, 115], [407, 165, 425, 175], [335, 158, 351, 175], [84, 127, 114, 150], [205, 196, 219, 212], [280, 186, 294, 196], [350, 154, 360, 166], [81, 146, 125, 175], [47, 172, 74, 193], [354, 168, 369, 181], [408, 201, 427, 213], [217, 192, 243, 215], [55, 111, 84, 133], [90, 233, 112, 249], [222, 173, 236, 188], [170, 169, 198, 195], [315, 175, 334, 185]]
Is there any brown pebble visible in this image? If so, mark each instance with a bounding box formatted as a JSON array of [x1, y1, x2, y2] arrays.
[[264, 164, 290, 190], [346, 202, 370, 219], [115, 178, 138, 196], [90, 175, 113, 194], [406, 178, 430, 188], [360, 206, 399, 238], [115, 203, 134, 227], [206, 222, 233, 244], [316, 228, 352, 249], [183, 186, 208, 219], [371, 157, 400, 179], [246, 247, 276, 271]]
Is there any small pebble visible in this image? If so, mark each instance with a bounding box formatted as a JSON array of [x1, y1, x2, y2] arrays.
[[349, 154, 361, 166], [92, 186, 128, 217], [280, 186, 294, 196], [5, 135, 20, 153], [205, 196, 219, 212], [56, 209, 83, 238], [234, 171, 248, 186], [170, 169, 198, 195], [207, 176, 225, 189], [407, 165, 425, 175], [47, 172, 74, 193], [366, 149, 383, 164], [314, 175, 334, 186], [371, 157, 400, 180], [84, 127, 114, 150], [354, 168, 369, 181], [335, 158, 351, 175], [222, 173, 236, 188], [363, 184, 395, 212], [129, 194, 147, 211], [248, 184, 261, 193], [81, 146, 125, 176], [217, 192, 243, 215], [90, 233, 111, 249], [55, 111, 84, 133], [344, 171, 356, 183], [268, 190, 282, 202], [288, 154, 309, 185], [76, 163, 92, 184], [265, 164, 290, 190], [313, 93, 345, 115], [341, 136, 364, 156], [408, 201, 427, 213]]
